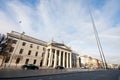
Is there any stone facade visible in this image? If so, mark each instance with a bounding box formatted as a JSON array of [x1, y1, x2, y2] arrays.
[[72, 52, 81, 68], [3, 31, 74, 69], [80, 55, 101, 69]]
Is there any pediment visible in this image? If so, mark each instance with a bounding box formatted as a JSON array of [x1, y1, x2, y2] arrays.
[[54, 43, 71, 50], [48, 41, 71, 50]]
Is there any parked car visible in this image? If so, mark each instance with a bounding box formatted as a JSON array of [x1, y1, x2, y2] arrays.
[[21, 64, 39, 70], [55, 66, 64, 69]]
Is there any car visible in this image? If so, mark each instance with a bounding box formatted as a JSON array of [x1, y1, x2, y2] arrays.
[[21, 64, 39, 70], [55, 66, 64, 69]]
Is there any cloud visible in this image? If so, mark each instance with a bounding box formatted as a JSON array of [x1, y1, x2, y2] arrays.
[[0, 11, 19, 34], [0, 0, 120, 64]]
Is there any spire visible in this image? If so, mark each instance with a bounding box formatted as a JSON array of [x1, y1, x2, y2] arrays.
[[88, 6, 107, 69]]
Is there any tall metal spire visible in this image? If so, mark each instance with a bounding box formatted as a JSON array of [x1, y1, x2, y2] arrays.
[[88, 7, 107, 69]]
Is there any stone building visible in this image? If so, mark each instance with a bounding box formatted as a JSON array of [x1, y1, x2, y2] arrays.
[[72, 51, 81, 68], [3, 31, 73, 69], [80, 55, 101, 69]]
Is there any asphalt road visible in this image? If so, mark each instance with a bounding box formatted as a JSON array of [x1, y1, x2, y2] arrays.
[[1, 69, 120, 80]]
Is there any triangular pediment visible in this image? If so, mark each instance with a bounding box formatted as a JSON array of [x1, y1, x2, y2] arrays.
[[47, 41, 71, 50], [54, 43, 70, 50]]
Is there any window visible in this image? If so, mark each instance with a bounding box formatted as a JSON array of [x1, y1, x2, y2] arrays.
[[19, 49, 23, 54], [33, 59, 36, 64], [5, 57, 10, 63], [9, 47, 14, 52], [7, 38, 12, 43], [25, 59, 29, 64], [16, 58, 20, 64], [40, 60, 43, 67], [22, 42, 26, 46], [37, 46, 39, 49], [43, 47, 45, 51], [42, 52, 44, 57], [35, 51, 38, 56], [28, 50, 31, 55], [30, 44, 33, 48], [12, 40, 17, 44]]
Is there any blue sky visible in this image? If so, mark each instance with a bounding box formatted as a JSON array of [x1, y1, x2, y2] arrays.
[[0, 0, 120, 64]]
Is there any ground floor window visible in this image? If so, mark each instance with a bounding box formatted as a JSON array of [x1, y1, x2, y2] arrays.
[[33, 59, 36, 64], [16, 58, 20, 64], [25, 59, 29, 64], [40, 60, 43, 67]]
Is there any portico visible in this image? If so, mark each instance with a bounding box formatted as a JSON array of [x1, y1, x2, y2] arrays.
[[43, 42, 72, 68]]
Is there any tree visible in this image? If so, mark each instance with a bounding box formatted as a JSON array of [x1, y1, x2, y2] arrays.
[[0, 34, 12, 67], [0, 34, 7, 53]]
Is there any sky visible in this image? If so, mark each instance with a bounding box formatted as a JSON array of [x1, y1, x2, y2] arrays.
[[0, 0, 120, 64]]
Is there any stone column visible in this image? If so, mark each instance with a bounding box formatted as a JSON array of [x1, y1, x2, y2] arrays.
[[58, 50, 61, 66], [43, 49, 48, 67], [66, 53, 69, 68], [63, 51, 65, 67], [70, 53, 72, 68], [53, 49, 57, 68], [48, 49, 52, 67]]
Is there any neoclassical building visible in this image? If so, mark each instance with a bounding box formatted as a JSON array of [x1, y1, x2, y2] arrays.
[[3, 31, 73, 69], [80, 55, 101, 69]]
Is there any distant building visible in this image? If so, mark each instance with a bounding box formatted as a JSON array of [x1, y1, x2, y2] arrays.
[[80, 55, 101, 69], [90, 58, 100, 69], [80, 55, 89, 68]]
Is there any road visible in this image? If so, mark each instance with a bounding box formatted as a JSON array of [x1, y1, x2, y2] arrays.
[[1, 69, 120, 80]]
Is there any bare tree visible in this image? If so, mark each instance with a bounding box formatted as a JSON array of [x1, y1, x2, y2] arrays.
[[0, 34, 12, 67]]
